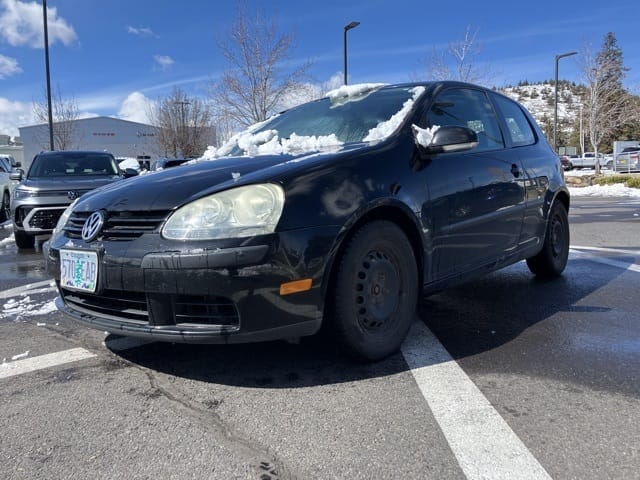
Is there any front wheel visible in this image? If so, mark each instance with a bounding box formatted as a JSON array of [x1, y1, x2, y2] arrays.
[[329, 221, 418, 361], [526, 201, 569, 278], [14, 229, 34, 250], [0, 191, 9, 223]]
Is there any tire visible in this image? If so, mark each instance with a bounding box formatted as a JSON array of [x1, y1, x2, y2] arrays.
[[330, 221, 418, 361], [526, 201, 569, 278], [0, 191, 9, 223], [14, 229, 34, 250]]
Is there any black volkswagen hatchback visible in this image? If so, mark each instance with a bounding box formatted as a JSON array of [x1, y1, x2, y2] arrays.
[[45, 82, 569, 360]]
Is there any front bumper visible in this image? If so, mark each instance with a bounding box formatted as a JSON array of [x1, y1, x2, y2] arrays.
[[46, 227, 339, 343]]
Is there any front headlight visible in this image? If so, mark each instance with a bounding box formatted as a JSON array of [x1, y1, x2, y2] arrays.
[[14, 188, 35, 200], [52, 199, 77, 237], [162, 184, 285, 240]]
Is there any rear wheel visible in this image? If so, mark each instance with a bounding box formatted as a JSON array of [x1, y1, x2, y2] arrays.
[[0, 191, 9, 223], [526, 201, 569, 278], [14, 229, 34, 250], [330, 221, 418, 361]]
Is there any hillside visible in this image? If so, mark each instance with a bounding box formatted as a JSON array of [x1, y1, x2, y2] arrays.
[[501, 81, 584, 127]]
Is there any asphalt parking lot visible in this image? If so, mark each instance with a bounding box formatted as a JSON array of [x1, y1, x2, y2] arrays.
[[1, 196, 639, 480]]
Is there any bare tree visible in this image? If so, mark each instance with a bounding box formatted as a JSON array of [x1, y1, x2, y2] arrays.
[[581, 36, 633, 174], [211, 5, 311, 137], [424, 25, 493, 85], [32, 85, 80, 151], [150, 87, 214, 158]]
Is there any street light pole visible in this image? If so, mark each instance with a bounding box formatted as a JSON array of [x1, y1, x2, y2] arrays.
[[174, 100, 190, 157], [42, 0, 54, 151], [554, 51, 577, 153], [343, 21, 360, 85]]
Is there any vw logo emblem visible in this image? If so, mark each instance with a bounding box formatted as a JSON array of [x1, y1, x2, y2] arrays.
[[82, 211, 105, 242], [67, 191, 79, 200]]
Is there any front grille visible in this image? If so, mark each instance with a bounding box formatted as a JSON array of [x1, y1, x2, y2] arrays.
[[62, 288, 148, 323], [61, 288, 239, 327], [26, 208, 66, 230], [65, 210, 171, 240], [174, 295, 239, 326], [29, 189, 92, 198]]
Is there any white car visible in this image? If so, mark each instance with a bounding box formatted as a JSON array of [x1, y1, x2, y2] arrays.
[[571, 152, 605, 169]]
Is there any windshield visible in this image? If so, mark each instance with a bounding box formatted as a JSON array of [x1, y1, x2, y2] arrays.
[[215, 85, 425, 157], [28, 152, 119, 178]]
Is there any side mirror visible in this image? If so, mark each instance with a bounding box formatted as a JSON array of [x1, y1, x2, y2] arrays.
[[10, 170, 23, 181], [14, 161, 21, 168], [413, 125, 479, 154], [123, 168, 139, 178]]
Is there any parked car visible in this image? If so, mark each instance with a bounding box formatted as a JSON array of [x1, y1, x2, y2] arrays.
[[11, 150, 138, 249], [151, 157, 192, 171], [44, 81, 570, 361], [613, 146, 640, 172], [559, 154, 579, 171], [571, 152, 604, 169], [0, 160, 14, 223]]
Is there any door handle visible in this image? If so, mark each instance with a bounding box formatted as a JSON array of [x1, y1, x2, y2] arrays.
[[510, 164, 521, 178]]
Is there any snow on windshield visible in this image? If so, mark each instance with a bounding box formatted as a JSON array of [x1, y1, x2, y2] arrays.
[[363, 86, 425, 142], [201, 84, 425, 159], [325, 83, 387, 103], [202, 129, 343, 159]]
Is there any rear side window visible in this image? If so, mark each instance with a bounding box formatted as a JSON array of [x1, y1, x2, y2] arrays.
[[425, 87, 504, 152], [493, 95, 536, 147]]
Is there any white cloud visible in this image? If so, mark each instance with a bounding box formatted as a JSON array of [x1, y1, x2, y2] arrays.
[[0, 54, 21, 78], [127, 25, 154, 37], [0, 0, 77, 48], [0, 97, 34, 136], [153, 55, 175, 70], [118, 91, 155, 124]]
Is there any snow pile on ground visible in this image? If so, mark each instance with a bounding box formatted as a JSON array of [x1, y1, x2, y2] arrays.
[[0, 233, 15, 250], [568, 184, 640, 198], [1, 296, 58, 320]]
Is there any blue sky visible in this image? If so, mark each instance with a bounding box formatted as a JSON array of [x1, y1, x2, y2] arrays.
[[1, 0, 638, 136]]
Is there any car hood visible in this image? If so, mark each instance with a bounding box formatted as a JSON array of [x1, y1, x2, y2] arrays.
[[19, 176, 121, 192], [75, 147, 365, 213]]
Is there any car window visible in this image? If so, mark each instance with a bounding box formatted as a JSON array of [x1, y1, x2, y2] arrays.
[[237, 87, 419, 147], [425, 88, 504, 152], [0, 163, 7, 173], [29, 153, 119, 178], [492, 94, 536, 147]]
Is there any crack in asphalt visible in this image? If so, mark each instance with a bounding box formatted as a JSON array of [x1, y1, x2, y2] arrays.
[[138, 367, 295, 479]]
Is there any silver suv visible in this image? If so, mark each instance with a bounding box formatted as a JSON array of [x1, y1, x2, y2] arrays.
[[10, 150, 137, 249]]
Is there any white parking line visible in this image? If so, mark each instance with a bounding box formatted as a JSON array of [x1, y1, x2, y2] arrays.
[[402, 321, 552, 480], [570, 248, 640, 273], [0, 279, 56, 299], [0, 347, 96, 379]]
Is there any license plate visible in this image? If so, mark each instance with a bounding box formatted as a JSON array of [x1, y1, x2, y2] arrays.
[[60, 249, 98, 292]]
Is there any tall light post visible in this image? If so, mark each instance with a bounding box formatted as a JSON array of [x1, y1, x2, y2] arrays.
[[554, 51, 577, 152], [42, 0, 54, 151], [174, 100, 190, 157], [343, 21, 360, 85]]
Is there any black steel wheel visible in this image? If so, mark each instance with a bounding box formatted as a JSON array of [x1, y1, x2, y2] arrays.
[[330, 221, 418, 361], [526, 201, 569, 278], [0, 191, 9, 223]]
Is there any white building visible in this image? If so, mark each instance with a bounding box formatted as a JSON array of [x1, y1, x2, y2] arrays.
[[19, 116, 158, 170]]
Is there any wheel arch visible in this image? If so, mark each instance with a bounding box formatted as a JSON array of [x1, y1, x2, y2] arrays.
[[321, 202, 425, 310]]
